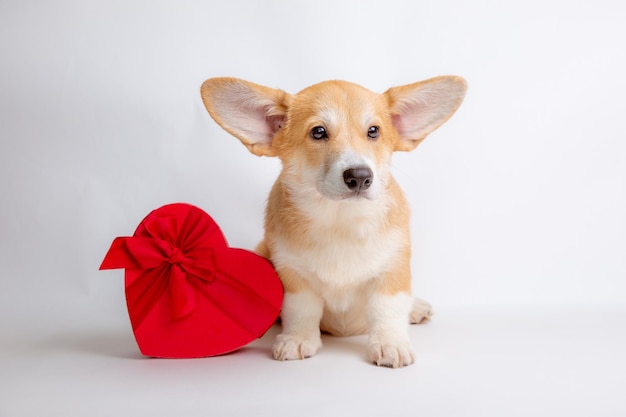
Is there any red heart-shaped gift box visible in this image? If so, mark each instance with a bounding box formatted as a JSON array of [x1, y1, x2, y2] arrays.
[[100, 203, 283, 358]]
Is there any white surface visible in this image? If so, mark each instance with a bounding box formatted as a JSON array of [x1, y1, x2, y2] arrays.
[[1, 1, 625, 416], [3, 306, 626, 416]]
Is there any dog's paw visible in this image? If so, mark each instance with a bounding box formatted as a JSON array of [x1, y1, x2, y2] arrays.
[[410, 297, 433, 324], [272, 334, 322, 361], [367, 339, 415, 368]]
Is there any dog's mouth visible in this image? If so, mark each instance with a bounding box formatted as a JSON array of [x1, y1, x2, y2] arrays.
[[339, 190, 373, 200], [318, 187, 374, 202]]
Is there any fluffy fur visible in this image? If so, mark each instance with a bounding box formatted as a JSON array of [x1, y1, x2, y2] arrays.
[[201, 76, 466, 367]]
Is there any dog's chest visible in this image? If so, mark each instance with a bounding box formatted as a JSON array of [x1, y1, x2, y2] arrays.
[[274, 223, 405, 287]]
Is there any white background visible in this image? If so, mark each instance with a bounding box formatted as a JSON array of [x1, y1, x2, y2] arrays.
[[1, 1, 625, 416]]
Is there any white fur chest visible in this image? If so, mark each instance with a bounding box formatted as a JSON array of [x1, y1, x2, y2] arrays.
[[271, 196, 407, 304]]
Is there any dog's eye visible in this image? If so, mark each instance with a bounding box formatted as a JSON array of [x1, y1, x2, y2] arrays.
[[310, 126, 328, 140], [367, 126, 379, 140]]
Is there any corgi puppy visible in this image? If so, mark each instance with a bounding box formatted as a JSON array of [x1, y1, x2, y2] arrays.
[[200, 76, 466, 367]]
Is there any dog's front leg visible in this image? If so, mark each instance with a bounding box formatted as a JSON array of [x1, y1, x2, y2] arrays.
[[366, 290, 415, 368], [272, 270, 324, 361]]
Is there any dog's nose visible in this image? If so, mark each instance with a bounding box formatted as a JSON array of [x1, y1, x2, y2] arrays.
[[343, 166, 373, 192]]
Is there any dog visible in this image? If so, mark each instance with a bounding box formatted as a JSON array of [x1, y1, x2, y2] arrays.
[[200, 76, 466, 367]]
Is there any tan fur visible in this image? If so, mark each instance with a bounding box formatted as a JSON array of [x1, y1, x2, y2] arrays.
[[201, 76, 466, 366]]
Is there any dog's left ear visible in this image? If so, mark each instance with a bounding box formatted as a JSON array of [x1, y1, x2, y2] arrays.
[[385, 76, 467, 151], [200, 78, 289, 157]]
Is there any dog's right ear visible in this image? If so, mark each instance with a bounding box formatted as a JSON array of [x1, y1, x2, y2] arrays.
[[385, 76, 467, 152], [200, 78, 289, 157]]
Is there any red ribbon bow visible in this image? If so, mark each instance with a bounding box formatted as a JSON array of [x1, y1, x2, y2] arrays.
[[100, 206, 223, 327]]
